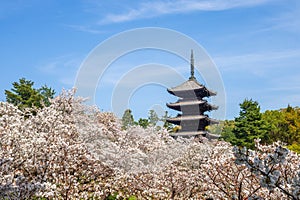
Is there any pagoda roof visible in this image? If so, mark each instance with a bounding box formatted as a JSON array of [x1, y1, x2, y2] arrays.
[[166, 115, 219, 125], [207, 118, 219, 124], [167, 78, 216, 97], [167, 115, 207, 122], [168, 78, 204, 92], [167, 100, 218, 111], [167, 99, 206, 107]]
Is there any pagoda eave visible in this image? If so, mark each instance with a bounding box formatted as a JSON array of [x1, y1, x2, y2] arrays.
[[166, 102, 219, 112], [167, 89, 216, 98], [209, 118, 219, 125], [167, 100, 206, 107], [208, 91, 217, 96], [166, 116, 219, 125], [166, 115, 207, 122], [210, 105, 219, 110]]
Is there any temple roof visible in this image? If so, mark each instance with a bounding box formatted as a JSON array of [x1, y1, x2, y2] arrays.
[[167, 99, 206, 107], [166, 99, 218, 111], [167, 78, 216, 98], [167, 115, 206, 122], [166, 115, 219, 125], [168, 79, 204, 92]]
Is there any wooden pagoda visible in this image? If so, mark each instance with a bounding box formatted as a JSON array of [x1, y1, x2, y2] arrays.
[[166, 50, 219, 139]]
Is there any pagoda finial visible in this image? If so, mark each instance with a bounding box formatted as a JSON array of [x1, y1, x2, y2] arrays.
[[189, 49, 195, 80]]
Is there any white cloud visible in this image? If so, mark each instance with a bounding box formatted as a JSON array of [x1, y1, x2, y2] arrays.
[[263, 3, 300, 33], [214, 49, 300, 71], [38, 55, 83, 86], [99, 63, 186, 88], [213, 48, 300, 117], [99, 0, 273, 24], [66, 24, 105, 34]]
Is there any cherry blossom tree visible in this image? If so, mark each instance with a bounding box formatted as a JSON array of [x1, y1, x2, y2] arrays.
[[1, 89, 299, 199], [234, 139, 300, 199]]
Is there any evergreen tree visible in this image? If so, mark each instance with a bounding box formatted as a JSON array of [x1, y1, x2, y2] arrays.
[[38, 85, 55, 107], [148, 109, 159, 126], [5, 78, 55, 110], [232, 99, 269, 149], [137, 118, 150, 129], [121, 109, 134, 130]]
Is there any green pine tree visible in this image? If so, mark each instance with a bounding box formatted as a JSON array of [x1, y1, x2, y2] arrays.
[[137, 118, 150, 129], [5, 78, 55, 110], [38, 85, 55, 107], [232, 99, 269, 149], [121, 109, 135, 130]]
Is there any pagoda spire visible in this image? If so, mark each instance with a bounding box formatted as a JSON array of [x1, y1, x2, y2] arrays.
[[189, 49, 195, 80]]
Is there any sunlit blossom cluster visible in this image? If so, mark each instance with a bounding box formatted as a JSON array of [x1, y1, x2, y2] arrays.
[[0, 90, 113, 199], [0, 89, 299, 199]]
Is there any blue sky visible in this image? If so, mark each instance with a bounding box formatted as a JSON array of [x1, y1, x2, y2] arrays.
[[1, 0, 300, 120]]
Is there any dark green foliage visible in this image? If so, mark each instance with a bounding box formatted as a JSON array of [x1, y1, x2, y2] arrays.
[[106, 193, 118, 200], [105, 193, 137, 200], [5, 78, 55, 110], [137, 118, 150, 128], [121, 109, 135, 130], [137, 110, 161, 129], [220, 101, 300, 153], [122, 109, 165, 129], [38, 85, 55, 107], [231, 99, 269, 149], [31, 197, 48, 200]]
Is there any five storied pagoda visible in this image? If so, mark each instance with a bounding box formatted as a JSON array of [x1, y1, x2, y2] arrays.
[[166, 50, 219, 138]]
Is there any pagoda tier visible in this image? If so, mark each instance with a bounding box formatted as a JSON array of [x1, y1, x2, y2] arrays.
[[166, 99, 218, 113], [166, 115, 219, 126], [166, 115, 218, 134], [167, 79, 216, 99], [166, 50, 219, 138]]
